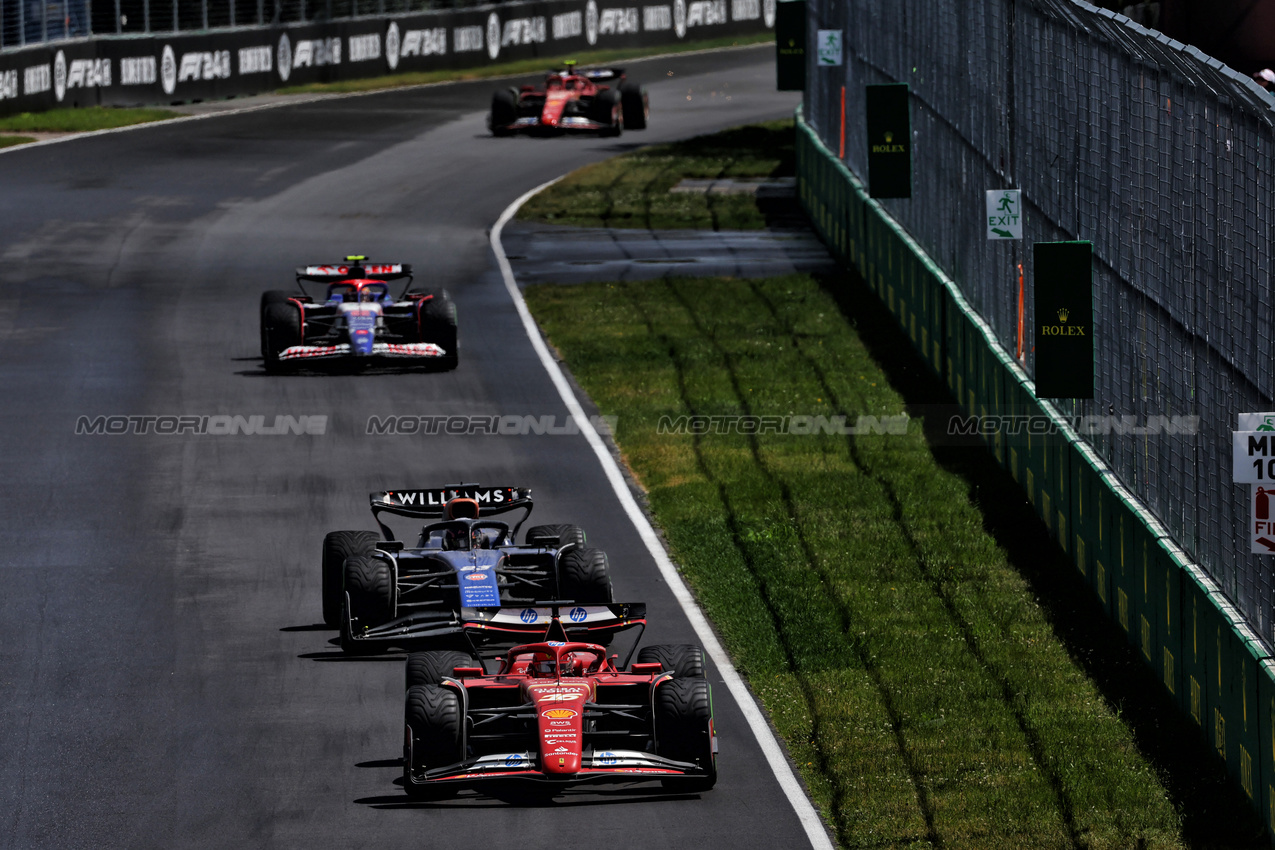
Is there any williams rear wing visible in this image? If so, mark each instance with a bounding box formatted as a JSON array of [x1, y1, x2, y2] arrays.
[[370, 485, 533, 539]]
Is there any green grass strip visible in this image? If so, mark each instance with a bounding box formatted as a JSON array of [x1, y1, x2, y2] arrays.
[[0, 135, 36, 148], [278, 32, 774, 94], [0, 106, 181, 133], [518, 118, 794, 230], [525, 273, 1186, 848]]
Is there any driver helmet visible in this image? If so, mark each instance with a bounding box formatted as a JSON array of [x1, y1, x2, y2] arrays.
[[442, 526, 469, 551], [532, 657, 558, 677], [358, 287, 378, 303]]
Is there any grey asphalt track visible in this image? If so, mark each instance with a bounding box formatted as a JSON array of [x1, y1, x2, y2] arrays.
[[0, 45, 813, 848]]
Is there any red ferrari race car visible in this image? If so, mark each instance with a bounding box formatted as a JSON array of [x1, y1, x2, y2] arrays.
[[488, 62, 648, 136], [402, 604, 716, 799]]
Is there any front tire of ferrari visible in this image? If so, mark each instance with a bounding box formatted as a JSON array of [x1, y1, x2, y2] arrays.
[[321, 530, 379, 627], [620, 83, 648, 130], [406, 650, 477, 690], [654, 678, 716, 791], [341, 554, 394, 652], [404, 684, 462, 799], [592, 89, 622, 137], [524, 523, 586, 549], [635, 644, 706, 678], [489, 88, 518, 136], [558, 547, 613, 603]]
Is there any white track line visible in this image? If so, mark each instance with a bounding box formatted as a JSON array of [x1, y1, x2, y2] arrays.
[[491, 180, 834, 850]]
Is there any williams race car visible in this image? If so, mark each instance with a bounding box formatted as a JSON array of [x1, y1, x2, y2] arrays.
[[259, 256, 457, 372], [321, 485, 614, 654], [402, 605, 717, 798], [488, 62, 648, 136]]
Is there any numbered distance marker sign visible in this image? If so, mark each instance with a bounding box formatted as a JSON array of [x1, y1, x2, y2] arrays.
[[1234, 431, 1275, 483]]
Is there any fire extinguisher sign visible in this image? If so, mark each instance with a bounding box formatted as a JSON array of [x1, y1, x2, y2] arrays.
[[1252, 485, 1275, 554]]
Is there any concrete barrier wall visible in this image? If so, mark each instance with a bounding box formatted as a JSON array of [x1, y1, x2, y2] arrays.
[[795, 107, 1275, 838], [0, 0, 775, 115]]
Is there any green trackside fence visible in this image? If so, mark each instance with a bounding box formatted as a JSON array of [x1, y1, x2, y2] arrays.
[[795, 107, 1275, 837]]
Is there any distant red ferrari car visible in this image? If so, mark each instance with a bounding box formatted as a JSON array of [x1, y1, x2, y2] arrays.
[[401, 604, 716, 798], [488, 62, 649, 136]]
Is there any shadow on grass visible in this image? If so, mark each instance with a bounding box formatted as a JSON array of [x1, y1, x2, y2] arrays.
[[817, 265, 1270, 849]]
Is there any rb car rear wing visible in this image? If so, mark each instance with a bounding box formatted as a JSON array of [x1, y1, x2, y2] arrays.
[[346, 601, 647, 662], [580, 67, 624, 81], [295, 261, 413, 283]]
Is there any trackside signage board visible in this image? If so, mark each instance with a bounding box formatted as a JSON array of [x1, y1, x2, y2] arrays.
[[0, 0, 776, 117], [773, 0, 805, 91], [865, 83, 910, 198], [1232, 432, 1275, 483], [1033, 241, 1093, 399], [986, 189, 1022, 239]]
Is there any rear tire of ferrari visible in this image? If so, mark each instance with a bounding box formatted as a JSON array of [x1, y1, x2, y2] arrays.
[[404, 684, 462, 799], [489, 88, 518, 136], [558, 547, 613, 603], [262, 301, 302, 373], [525, 523, 586, 549], [635, 644, 705, 679], [341, 554, 394, 652], [418, 292, 458, 371], [620, 83, 648, 130], [321, 530, 379, 627], [655, 678, 716, 791], [406, 650, 477, 690]]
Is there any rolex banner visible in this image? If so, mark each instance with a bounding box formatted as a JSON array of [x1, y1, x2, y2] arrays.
[[865, 83, 910, 198], [1033, 241, 1094, 399]]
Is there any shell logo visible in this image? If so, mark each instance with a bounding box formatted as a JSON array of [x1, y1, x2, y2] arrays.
[[542, 708, 578, 719]]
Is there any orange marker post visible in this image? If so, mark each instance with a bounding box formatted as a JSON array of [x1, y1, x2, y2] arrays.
[[839, 86, 846, 159]]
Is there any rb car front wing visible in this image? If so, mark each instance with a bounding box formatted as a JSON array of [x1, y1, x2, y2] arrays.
[[278, 342, 446, 361]]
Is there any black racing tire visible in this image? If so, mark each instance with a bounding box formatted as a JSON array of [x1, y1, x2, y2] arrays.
[[489, 87, 518, 136], [341, 554, 394, 651], [260, 290, 297, 357], [404, 684, 463, 798], [654, 678, 716, 791], [620, 83, 648, 130], [418, 291, 458, 371], [524, 523, 586, 549], [592, 89, 622, 136], [558, 546, 613, 603], [636, 644, 706, 678], [321, 530, 379, 627], [262, 301, 302, 372], [406, 650, 477, 690]]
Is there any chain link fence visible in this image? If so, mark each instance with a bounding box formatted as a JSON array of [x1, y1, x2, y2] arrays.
[[0, 0, 492, 48], [804, 0, 1275, 642]]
